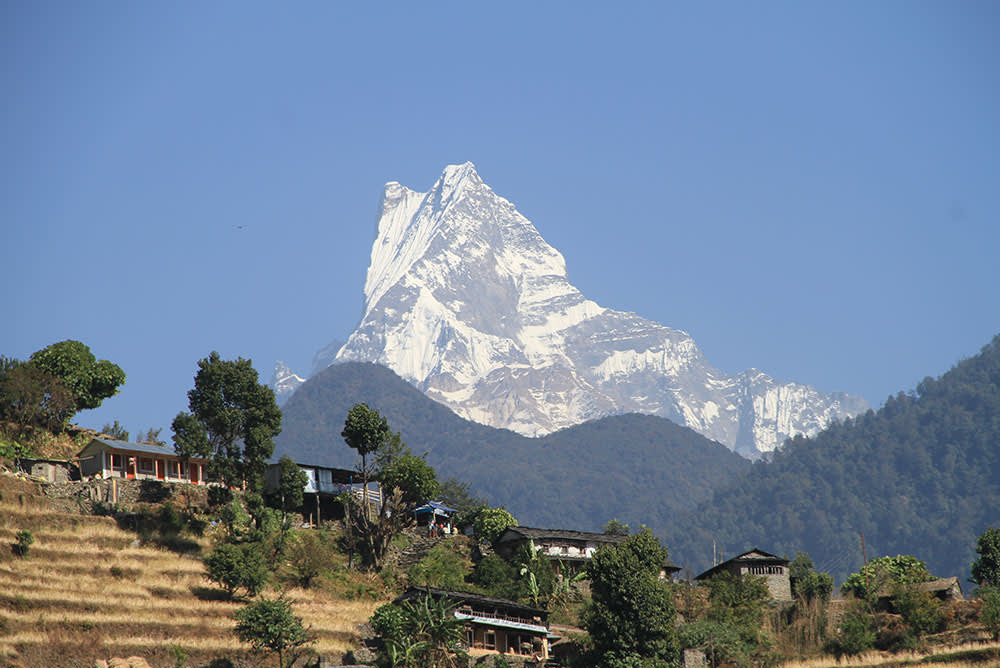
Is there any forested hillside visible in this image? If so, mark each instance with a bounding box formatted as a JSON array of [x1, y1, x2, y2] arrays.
[[666, 334, 1000, 583], [274, 362, 750, 534]]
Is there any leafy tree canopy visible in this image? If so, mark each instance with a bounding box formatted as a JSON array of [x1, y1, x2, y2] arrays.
[[584, 528, 678, 666], [473, 506, 517, 544], [789, 551, 833, 603], [29, 340, 125, 411], [603, 518, 631, 536], [341, 402, 390, 476], [380, 454, 440, 507], [972, 527, 1000, 588], [172, 352, 281, 490], [0, 357, 76, 431], [841, 554, 934, 599], [234, 596, 311, 668], [268, 455, 308, 516]]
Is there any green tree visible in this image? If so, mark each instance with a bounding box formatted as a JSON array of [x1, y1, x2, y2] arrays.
[[789, 551, 833, 603], [473, 506, 517, 544], [980, 586, 1000, 641], [172, 352, 281, 490], [371, 594, 467, 668], [380, 454, 440, 507], [0, 360, 76, 431], [204, 541, 270, 598], [29, 340, 126, 412], [841, 555, 934, 600], [603, 518, 631, 536], [234, 596, 311, 668], [584, 528, 678, 667], [704, 571, 770, 642], [972, 527, 1000, 588], [101, 420, 130, 441], [342, 403, 390, 491], [269, 455, 308, 517], [826, 602, 875, 658], [891, 580, 945, 638]]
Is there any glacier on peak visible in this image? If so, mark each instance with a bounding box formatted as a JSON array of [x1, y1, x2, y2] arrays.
[[329, 163, 868, 457]]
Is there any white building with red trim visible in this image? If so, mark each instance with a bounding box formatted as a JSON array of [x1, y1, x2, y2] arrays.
[[77, 438, 209, 485]]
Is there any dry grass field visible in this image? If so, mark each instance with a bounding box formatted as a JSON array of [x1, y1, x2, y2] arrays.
[[776, 639, 1000, 668], [0, 475, 387, 668]]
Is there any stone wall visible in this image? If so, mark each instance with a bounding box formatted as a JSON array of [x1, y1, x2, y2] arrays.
[[40, 478, 210, 514]]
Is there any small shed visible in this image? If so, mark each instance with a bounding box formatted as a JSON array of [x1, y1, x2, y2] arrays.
[[412, 501, 457, 532], [16, 457, 76, 483]]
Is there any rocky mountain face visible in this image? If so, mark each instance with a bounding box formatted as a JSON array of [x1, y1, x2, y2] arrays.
[[326, 162, 867, 457], [269, 361, 305, 406]]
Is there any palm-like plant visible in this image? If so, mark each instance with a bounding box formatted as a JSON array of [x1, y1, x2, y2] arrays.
[[386, 594, 467, 668]]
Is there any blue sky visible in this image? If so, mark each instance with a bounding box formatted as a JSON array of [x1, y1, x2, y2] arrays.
[[3, 2, 998, 439]]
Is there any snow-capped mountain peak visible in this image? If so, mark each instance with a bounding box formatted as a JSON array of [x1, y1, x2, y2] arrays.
[[332, 163, 869, 457]]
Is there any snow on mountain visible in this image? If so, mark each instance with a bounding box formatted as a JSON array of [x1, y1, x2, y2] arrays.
[[269, 361, 306, 406], [332, 162, 869, 457]]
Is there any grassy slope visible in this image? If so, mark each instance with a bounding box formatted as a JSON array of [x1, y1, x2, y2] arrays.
[[0, 475, 384, 668]]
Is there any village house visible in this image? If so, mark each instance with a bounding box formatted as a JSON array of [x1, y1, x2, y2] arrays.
[[395, 587, 552, 662], [263, 461, 382, 523], [413, 500, 458, 534], [494, 526, 681, 579], [693, 548, 792, 601], [876, 576, 965, 607], [76, 438, 209, 485]]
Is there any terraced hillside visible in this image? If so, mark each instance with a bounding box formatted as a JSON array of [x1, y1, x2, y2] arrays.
[[0, 475, 384, 667]]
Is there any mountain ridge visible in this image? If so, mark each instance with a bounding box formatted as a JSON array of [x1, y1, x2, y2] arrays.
[[273, 361, 751, 532], [322, 162, 867, 457]]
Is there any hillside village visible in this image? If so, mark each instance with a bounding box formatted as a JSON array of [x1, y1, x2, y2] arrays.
[[2, 423, 999, 668]]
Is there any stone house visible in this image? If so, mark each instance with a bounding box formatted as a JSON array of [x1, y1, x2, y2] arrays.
[[77, 438, 209, 485], [395, 587, 551, 662], [693, 548, 792, 601]]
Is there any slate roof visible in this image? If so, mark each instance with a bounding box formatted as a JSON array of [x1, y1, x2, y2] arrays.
[[693, 548, 789, 581], [395, 586, 548, 620], [496, 526, 628, 545]]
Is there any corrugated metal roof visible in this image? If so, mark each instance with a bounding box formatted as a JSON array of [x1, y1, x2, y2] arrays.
[[79, 438, 207, 460]]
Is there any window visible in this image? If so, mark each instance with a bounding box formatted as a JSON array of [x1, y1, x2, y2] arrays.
[[484, 630, 496, 650], [139, 457, 155, 474], [111, 454, 124, 470], [166, 461, 179, 479]]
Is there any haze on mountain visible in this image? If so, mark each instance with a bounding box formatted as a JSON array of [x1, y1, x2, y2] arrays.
[[282, 163, 868, 458]]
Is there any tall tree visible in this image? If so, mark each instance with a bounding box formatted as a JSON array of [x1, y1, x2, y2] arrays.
[[341, 402, 390, 510], [584, 528, 678, 667], [0, 358, 76, 432], [29, 340, 125, 412], [972, 527, 1000, 588], [379, 454, 440, 507], [172, 352, 281, 490]]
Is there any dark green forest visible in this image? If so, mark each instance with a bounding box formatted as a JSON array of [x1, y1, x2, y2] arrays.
[[277, 334, 1000, 585], [274, 362, 750, 535], [665, 334, 1000, 583]]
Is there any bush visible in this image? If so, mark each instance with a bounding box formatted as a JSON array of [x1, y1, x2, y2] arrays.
[[408, 541, 472, 590], [285, 530, 338, 588], [11, 529, 34, 558], [892, 581, 945, 638], [980, 586, 1000, 641], [234, 596, 311, 668], [826, 604, 875, 658], [204, 541, 270, 598]]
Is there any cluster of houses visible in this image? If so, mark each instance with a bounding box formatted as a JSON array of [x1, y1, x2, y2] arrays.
[[13, 441, 965, 666]]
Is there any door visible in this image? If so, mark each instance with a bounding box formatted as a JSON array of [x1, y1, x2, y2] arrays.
[[126, 457, 136, 479], [156, 460, 165, 480], [190, 463, 200, 484]]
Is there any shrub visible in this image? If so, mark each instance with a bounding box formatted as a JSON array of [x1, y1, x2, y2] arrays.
[[826, 604, 875, 658], [285, 530, 338, 588], [204, 541, 270, 598], [11, 529, 34, 558], [234, 596, 311, 668], [408, 541, 472, 591], [892, 581, 945, 638], [980, 586, 1000, 641]]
